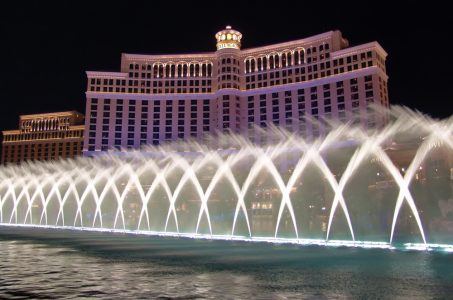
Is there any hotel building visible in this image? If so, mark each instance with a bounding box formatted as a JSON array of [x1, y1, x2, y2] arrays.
[[84, 26, 389, 155], [1, 111, 85, 164]]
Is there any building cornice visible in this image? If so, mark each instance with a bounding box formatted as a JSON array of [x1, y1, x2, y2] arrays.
[[331, 41, 388, 58], [2, 126, 84, 135], [85, 91, 217, 100], [240, 31, 336, 56], [86, 71, 129, 78], [69, 125, 85, 130], [19, 111, 84, 120], [2, 136, 84, 144], [122, 52, 216, 62], [2, 130, 20, 135]]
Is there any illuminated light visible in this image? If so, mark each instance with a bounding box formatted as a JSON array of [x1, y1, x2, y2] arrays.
[[215, 26, 242, 50], [217, 42, 240, 50], [3, 223, 453, 252]]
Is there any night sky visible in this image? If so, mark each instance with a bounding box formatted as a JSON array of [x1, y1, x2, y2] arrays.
[[0, 1, 451, 132]]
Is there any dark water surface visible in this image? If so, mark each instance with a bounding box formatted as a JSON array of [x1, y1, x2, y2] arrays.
[[0, 227, 452, 299]]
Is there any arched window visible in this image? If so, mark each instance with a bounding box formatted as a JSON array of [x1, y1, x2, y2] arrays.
[[294, 51, 300, 65], [226, 58, 231, 64], [282, 53, 287, 67], [269, 55, 275, 69], [245, 60, 250, 73], [195, 64, 200, 77], [287, 52, 292, 66], [177, 64, 182, 77], [250, 59, 256, 72], [165, 64, 170, 77], [207, 64, 212, 76], [263, 56, 268, 70], [171, 64, 176, 77], [300, 50, 305, 64], [201, 64, 207, 77], [153, 65, 159, 77], [275, 54, 280, 68], [189, 64, 195, 77], [135, 64, 139, 70], [257, 57, 262, 71], [158, 65, 164, 77], [147, 64, 152, 71], [183, 64, 188, 77]]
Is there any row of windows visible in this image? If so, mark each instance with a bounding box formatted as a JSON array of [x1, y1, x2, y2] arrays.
[[89, 78, 213, 94], [245, 51, 376, 90], [218, 58, 240, 66], [128, 62, 214, 78], [91, 78, 213, 87], [20, 117, 74, 133], [244, 43, 331, 74], [90, 98, 211, 105], [3, 130, 84, 142], [2, 142, 82, 164]]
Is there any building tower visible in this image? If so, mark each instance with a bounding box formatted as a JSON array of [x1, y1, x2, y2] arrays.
[[214, 26, 243, 134]]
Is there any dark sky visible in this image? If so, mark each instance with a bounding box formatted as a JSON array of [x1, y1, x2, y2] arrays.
[[0, 0, 452, 131]]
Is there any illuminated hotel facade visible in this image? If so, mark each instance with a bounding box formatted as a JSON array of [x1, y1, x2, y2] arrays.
[[84, 26, 389, 155], [1, 111, 84, 164]]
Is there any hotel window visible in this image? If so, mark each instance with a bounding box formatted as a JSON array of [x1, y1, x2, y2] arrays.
[[311, 100, 318, 108]]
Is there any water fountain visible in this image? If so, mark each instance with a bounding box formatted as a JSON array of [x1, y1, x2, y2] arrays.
[[1, 107, 452, 251]]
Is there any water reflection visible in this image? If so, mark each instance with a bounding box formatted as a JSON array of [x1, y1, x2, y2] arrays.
[[1, 229, 453, 299]]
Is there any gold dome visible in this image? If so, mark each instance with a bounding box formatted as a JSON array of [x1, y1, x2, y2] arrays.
[[215, 26, 242, 50]]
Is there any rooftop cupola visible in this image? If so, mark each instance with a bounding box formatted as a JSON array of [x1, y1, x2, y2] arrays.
[[215, 26, 242, 50]]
